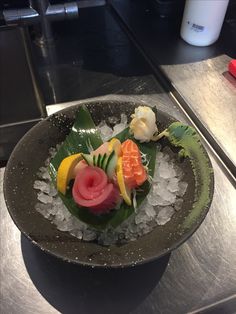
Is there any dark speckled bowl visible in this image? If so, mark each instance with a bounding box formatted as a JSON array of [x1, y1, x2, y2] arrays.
[[3, 100, 214, 268]]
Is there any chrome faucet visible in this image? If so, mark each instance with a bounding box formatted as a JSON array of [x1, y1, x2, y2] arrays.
[[3, 0, 106, 45]]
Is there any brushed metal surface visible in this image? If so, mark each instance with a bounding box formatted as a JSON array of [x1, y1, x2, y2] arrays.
[[1, 95, 236, 314], [161, 55, 236, 170], [131, 154, 236, 314]]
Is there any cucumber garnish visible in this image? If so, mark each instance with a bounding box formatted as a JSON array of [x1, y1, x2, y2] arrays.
[[82, 150, 117, 178], [82, 153, 94, 166]]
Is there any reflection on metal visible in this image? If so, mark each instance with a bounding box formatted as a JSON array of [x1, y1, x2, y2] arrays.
[[44, 3, 79, 21], [46, 70, 58, 104], [3, 8, 39, 25], [20, 28, 47, 118], [78, 0, 106, 8], [0, 118, 42, 129], [188, 294, 236, 314], [46, 101, 79, 116], [34, 41, 61, 104]]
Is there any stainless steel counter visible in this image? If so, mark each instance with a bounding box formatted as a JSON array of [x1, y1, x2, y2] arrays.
[[1, 95, 236, 314], [161, 54, 236, 171]]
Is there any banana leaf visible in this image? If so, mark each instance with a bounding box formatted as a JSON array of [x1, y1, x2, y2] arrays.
[[49, 105, 103, 181], [49, 105, 158, 230]]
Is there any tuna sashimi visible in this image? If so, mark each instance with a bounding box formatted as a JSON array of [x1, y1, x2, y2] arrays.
[[72, 166, 120, 214]]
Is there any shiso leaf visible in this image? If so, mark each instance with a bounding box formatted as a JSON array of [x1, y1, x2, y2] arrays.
[[49, 105, 158, 230]]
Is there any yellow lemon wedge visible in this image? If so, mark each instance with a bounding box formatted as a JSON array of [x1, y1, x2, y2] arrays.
[[109, 138, 122, 156], [116, 157, 132, 206], [57, 153, 82, 195]]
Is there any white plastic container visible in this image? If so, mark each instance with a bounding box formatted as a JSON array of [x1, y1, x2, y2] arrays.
[[180, 0, 229, 47]]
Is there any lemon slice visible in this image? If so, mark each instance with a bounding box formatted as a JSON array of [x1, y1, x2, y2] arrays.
[[116, 157, 132, 206], [57, 153, 82, 195], [109, 138, 122, 156]]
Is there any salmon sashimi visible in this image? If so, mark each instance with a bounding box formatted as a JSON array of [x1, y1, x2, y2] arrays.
[[121, 139, 147, 188]]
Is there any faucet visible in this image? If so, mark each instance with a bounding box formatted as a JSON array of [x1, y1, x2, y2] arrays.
[[3, 0, 106, 45]]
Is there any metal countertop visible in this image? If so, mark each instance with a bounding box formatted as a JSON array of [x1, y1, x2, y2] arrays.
[[161, 54, 236, 172]]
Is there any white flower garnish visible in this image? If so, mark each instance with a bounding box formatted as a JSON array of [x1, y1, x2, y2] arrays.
[[130, 106, 158, 142]]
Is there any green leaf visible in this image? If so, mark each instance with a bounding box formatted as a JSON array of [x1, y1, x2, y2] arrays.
[[49, 105, 103, 183], [49, 105, 158, 230]]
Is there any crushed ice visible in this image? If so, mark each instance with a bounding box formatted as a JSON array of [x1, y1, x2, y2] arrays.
[[34, 114, 188, 245], [98, 113, 127, 142]]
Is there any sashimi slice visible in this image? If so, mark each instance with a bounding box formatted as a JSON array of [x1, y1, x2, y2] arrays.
[[89, 185, 120, 214], [72, 166, 120, 214], [76, 167, 107, 199], [121, 139, 147, 188], [72, 159, 88, 177], [92, 142, 109, 156]]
